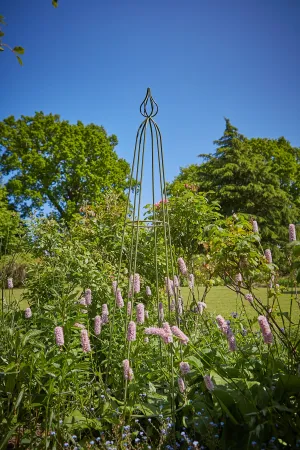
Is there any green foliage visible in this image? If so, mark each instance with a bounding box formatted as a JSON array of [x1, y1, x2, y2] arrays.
[[0, 113, 131, 221], [174, 119, 300, 267], [0, 15, 24, 65], [0, 187, 23, 256]]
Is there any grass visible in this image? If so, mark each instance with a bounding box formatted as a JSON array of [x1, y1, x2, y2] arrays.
[[1, 288, 28, 309], [181, 285, 299, 324], [2, 286, 299, 325]]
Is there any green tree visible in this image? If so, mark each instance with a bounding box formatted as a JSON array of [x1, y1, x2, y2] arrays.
[[0, 112, 130, 221], [0, 15, 24, 65], [174, 119, 300, 263]]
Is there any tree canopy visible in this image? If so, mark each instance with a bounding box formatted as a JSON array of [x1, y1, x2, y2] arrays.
[[0, 112, 130, 221], [174, 118, 300, 261]]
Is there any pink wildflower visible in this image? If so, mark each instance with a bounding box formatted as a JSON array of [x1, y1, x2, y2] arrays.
[[146, 286, 152, 296], [244, 293, 253, 303], [171, 325, 189, 345], [55, 326, 64, 346], [144, 327, 170, 343], [136, 303, 145, 324], [134, 273, 140, 293], [122, 359, 134, 381], [116, 288, 124, 308], [74, 322, 85, 329], [258, 315, 273, 344], [264, 249, 272, 264], [203, 375, 214, 391], [216, 315, 229, 335], [7, 278, 13, 289], [112, 280, 117, 294], [178, 257, 188, 276], [235, 273, 242, 284], [79, 297, 86, 306], [24, 307, 32, 319], [165, 277, 174, 296], [178, 377, 185, 393], [227, 328, 237, 352], [127, 321, 136, 341], [252, 220, 259, 233], [173, 275, 179, 288], [196, 301, 207, 314], [159, 302, 164, 321], [289, 224, 296, 242], [179, 362, 190, 375], [101, 304, 109, 324], [81, 329, 91, 352], [94, 315, 102, 335], [162, 322, 173, 343], [85, 288, 92, 306], [188, 274, 194, 290], [170, 299, 176, 312], [177, 297, 183, 315]]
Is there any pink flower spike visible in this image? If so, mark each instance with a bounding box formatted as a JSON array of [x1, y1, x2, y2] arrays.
[[127, 301, 132, 316], [81, 329, 91, 352], [252, 220, 259, 233], [136, 303, 145, 324], [94, 315, 102, 335], [289, 224, 296, 242], [116, 288, 124, 308], [178, 257, 188, 276], [165, 277, 174, 296], [55, 326, 64, 346], [24, 307, 32, 319], [134, 273, 140, 293], [235, 273, 242, 284], [171, 325, 189, 345], [216, 315, 229, 335], [258, 315, 273, 344], [146, 286, 152, 296], [7, 278, 13, 289], [179, 362, 190, 375], [177, 297, 183, 315], [122, 359, 134, 381], [264, 249, 272, 264], [162, 322, 173, 343], [127, 321, 136, 341], [196, 301, 207, 314], [227, 328, 237, 352], [203, 375, 214, 391], [173, 275, 179, 288], [85, 288, 92, 306], [178, 377, 185, 393], [112, 280, 117, 294], [188, 274, 194, 290], [101, 304, 109, 324], [245, 293, 253, 303], [159, 302, 164, 321]]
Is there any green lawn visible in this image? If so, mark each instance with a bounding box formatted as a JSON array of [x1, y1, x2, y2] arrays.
[[1, 288, 28, 309], [181, 286, 299, 323]]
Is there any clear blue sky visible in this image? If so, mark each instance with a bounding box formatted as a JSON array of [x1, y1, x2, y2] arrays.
[[1, 0, 300, 208]]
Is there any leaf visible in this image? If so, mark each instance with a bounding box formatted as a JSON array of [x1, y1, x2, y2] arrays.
[[0, 31, 4, 37], [52, 0, 58, 6], [17, 56, 23, 66], [13, 46, 24, 55]]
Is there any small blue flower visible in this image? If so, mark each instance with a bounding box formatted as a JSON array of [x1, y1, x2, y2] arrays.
[[96, 437, 101, 442], [251, 442, 257, 447], [196, 411, 201, 416], [135, 419, 139, 423], [59, 420, 63, 424], [64, 444, 69, 448], [142, 436, 147, 440], [135, 438, 140, 443], [91, 407, 95, 411], [214, 434, 219, 438], [72, 435, 77, 440], [209, 421, 214, 426], [220, 421, 224, 426], [50, 431, 56, 436], [193, 442, 199, 446], [148, 418, 152, 422], [90, 441, 95, 445], [161, 429, 166, 435], [181, 432, 186, 436]]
